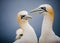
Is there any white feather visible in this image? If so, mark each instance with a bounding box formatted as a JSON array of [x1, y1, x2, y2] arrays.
[[14, 22, 37, 43], [13, 11, 37, 43], [39, 13, 60, 43]]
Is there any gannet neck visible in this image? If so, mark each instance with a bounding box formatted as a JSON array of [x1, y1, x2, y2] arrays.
[[41, 13, 54, 36], [22, 23, 35, 35], [20, 22, 29, 30]]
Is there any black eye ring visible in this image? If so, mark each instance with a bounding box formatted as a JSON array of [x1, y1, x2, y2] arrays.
[[19, 34, 23, 36], [40, 7, 47, 12], [21, 15, 25, 19]]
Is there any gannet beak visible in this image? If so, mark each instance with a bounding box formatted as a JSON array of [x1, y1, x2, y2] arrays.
[[16, 34, 23, 40], [24, 15, 32, 20], [16, 36, 21, 40], [30, 8, 44, 14]]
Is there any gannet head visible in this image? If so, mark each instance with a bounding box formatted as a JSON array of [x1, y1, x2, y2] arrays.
[[16, 29, 24, 40], [30, 4, 54, 20], [17, 10, 32, 24]]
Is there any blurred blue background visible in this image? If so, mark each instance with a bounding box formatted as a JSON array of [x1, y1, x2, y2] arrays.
[[0, 0, 60, 43]]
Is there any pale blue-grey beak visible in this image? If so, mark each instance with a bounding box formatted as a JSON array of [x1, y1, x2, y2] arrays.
[[30, 7, 47, 14], [24, 15, 32, 20], [30, 8, 43, 13]]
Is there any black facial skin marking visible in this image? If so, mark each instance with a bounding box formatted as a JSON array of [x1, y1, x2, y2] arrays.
[[40, 7, 47, 12], [19, 34, 23, 36], [21, 15, 25, 19]]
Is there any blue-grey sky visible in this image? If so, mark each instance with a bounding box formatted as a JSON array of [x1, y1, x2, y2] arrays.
[[0, 0, 60, 43]]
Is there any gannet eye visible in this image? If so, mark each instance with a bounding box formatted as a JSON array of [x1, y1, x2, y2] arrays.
[[40, 7, 47, 12], [19, 34, 23, 36], [21, 15, 26, 19]]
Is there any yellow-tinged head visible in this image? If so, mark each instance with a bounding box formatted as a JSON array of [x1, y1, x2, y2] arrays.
[[30, 4, 54, 21], [17, 10, 32, 25]]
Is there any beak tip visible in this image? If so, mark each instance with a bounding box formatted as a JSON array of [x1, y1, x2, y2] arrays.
[[30, 10, 37, 13]]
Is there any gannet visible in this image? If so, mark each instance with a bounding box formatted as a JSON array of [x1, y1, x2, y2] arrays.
[[16, 29, 24, 40], [30, 4, 60, 43], [14, 11, 37, 43]]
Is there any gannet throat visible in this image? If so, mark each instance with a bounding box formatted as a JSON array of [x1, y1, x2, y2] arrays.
[[41, 13, 54, 36]]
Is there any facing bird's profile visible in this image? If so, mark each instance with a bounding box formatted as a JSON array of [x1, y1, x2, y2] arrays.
[[30, 4, 60, 43], [14, 10, 37, 43]]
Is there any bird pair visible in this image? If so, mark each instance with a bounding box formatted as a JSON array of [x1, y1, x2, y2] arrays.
[[14, 4, 60, 43]]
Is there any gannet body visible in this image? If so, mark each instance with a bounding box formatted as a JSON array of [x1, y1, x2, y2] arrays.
[[14, 11, 37, 43], [30, 4, 60, 43]]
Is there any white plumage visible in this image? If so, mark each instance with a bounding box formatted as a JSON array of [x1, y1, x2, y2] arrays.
[[14, 11, 37, 43], [30, 4, 60, 43]]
